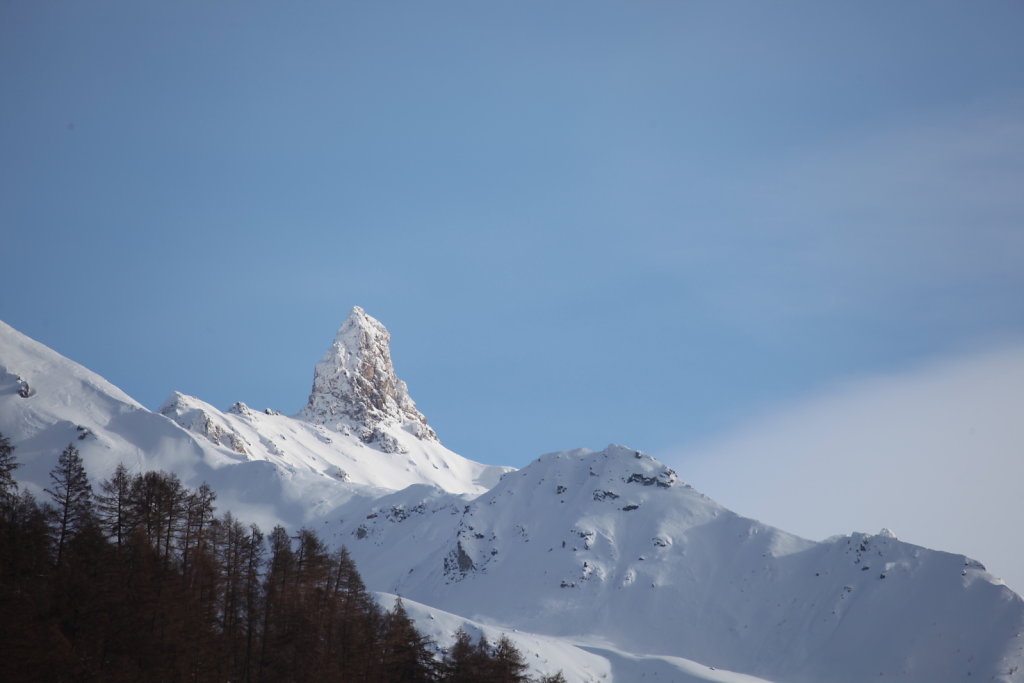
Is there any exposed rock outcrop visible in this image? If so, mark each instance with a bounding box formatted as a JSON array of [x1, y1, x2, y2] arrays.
[[298, 307, 437, 444]]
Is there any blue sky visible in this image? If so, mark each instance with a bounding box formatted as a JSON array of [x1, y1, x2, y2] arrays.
[[3, 0, 1022, 490]]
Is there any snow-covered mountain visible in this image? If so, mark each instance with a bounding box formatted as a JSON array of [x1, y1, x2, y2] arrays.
[[0, 310, 506, 531], [2, 311, 1022, 682], [341, 446, 1024, 681]]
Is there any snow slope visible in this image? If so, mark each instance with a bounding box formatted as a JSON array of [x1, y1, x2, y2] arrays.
[[2, 312, 1023, 682], [0, 312, 507, 531], [334, 445, 1024, 682], [381, 593, 775, 683]]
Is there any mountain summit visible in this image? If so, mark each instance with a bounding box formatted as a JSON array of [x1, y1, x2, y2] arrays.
[[298, 307, 438, 448]]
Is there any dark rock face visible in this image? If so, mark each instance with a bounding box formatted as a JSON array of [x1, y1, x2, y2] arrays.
[[625, 468, 677, 489]]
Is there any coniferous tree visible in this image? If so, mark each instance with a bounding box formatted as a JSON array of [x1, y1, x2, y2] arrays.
[[293, 527, 332, 678], [240, 522, 264, 683], [128, 469, 189, 565], [0, 489, 70, 681], [331, 545, 382, 680], [441, 627, 477, 682], [212, 511, 261, 680], [0, 432, 18, 505], [5, 462, 457, 683], [45, 443, 94, 567], [96, 462, 132, 548], [472, 634, 495, 678], [380, 596, 436, 682], [258, 524, 296, 681], [52, 509, 115, 675], [490, 634, 530, 683], [1, 490, 51, 581], [181, 482, 216, 578]]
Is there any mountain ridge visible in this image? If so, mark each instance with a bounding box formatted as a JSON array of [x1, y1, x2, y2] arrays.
[[334, 443, 1024, 682], [2, 314, 1022, 682]]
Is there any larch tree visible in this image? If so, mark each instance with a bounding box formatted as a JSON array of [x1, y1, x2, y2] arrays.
[[380, 596, 436, 682], [96, 463, 132, 548], [441, 627, 478, 682], [0, 432, 18, 505], [331, 545, 382, 680], [45, 443, 94, 567], [491, 634, 530, 682]]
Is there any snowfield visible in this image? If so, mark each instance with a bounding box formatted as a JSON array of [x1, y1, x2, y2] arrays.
[[2, 311, 1022, 682]]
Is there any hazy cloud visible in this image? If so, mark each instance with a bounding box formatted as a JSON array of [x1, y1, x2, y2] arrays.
[[670, 343, 1024, 594]]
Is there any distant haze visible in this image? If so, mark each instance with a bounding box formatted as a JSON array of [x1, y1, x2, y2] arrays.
[[671, 343, 1024, 595]]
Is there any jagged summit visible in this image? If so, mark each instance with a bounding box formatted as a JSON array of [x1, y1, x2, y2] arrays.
[[298, 307, 438, 445]]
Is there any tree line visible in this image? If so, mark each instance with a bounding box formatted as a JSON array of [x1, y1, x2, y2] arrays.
[[0, 435, 565, 682]]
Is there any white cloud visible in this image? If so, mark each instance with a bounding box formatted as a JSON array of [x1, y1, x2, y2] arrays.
[[669, 343, 1024, 594]]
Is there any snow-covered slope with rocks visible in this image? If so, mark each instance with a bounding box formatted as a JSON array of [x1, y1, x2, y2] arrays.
[[340, 445, 1024, 682], [2, 311, 1023, 682], [0, 311, 507, 530]]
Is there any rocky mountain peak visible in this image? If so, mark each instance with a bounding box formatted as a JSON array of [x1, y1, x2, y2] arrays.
[[298, 307, 437, 444]]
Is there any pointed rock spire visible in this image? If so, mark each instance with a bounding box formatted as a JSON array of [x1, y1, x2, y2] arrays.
[[299, 307, 437, 445]]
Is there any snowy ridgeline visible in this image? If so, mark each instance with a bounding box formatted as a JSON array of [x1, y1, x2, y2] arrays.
[[1, 313, 1023, 683]]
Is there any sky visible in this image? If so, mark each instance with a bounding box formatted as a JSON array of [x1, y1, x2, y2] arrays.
[[2, 2, 1023, 585]]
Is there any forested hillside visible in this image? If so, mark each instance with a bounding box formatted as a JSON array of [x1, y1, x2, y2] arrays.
[[0, 434, 562, 682]]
